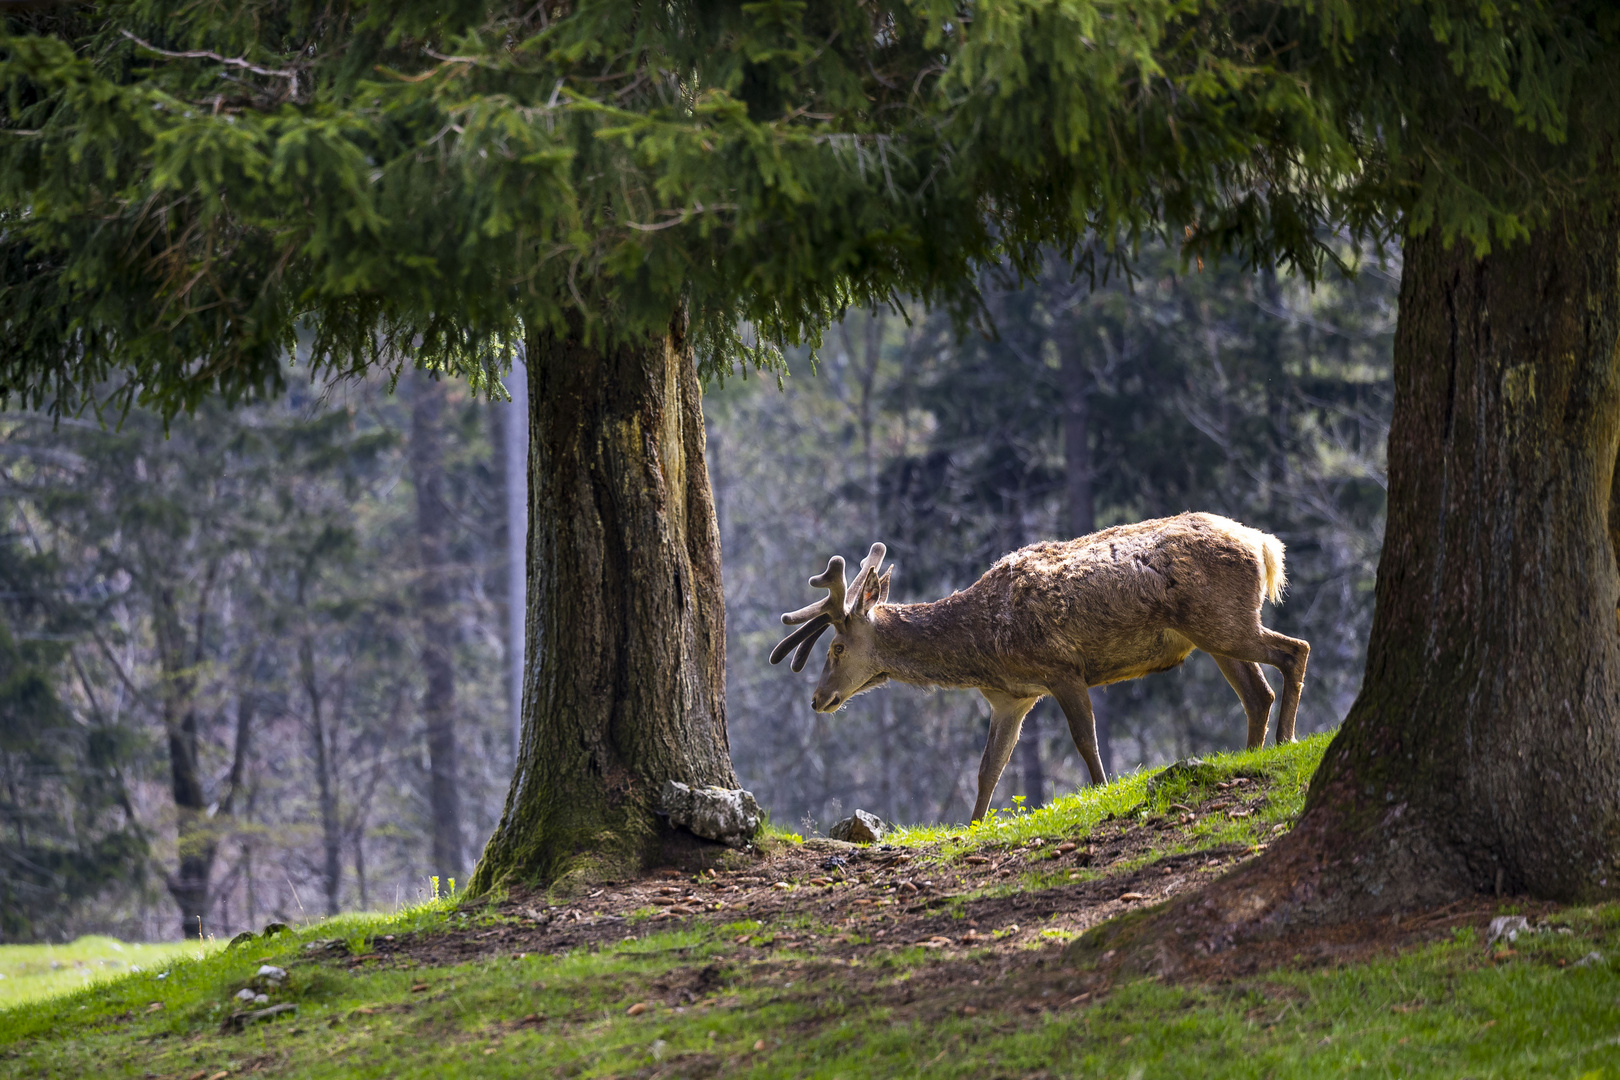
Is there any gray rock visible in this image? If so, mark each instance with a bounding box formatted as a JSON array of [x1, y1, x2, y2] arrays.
[[659, 781, 763, 846], [221, 1002, 297, 1033], [1487, 915, 1530, 945], [828, 810, 886, 845]]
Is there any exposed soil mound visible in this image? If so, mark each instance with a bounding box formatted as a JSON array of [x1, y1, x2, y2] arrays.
[[360, 775, 1519, 1004]]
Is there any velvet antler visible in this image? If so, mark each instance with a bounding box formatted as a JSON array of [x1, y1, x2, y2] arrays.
[[770, 544, 888, 671], [844, 543, 887, 618]]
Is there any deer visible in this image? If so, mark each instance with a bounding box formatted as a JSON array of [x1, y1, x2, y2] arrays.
[[770, 513, 1310, 823]]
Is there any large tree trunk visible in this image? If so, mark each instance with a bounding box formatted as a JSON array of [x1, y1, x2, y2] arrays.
[[1293, 211, 1620, 909], [468, 311, 735, 893], [502, 356, 530, 765], [1088, 211, 1620, 968], [410, 373, 464, 884]]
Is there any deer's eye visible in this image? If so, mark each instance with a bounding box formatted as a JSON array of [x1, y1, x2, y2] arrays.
[[831, 643, 844, 658]]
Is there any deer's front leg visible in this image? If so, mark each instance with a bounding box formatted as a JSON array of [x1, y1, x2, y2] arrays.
[[971, 690, 1040, 823], [1051, 679, 1108, 787]]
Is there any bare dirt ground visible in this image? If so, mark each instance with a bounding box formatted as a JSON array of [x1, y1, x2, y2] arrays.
[[341, 782, 1539, 1017]]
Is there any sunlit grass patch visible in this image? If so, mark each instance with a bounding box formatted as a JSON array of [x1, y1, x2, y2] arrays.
[[0, 936, 220, 1010], [891, 732, 1330, 857], [10, 899, 1619, 1079], [8, 760, 1620, 1080]]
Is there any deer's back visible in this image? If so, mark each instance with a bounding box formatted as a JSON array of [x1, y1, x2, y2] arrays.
[[971, 513, 1272, 676]]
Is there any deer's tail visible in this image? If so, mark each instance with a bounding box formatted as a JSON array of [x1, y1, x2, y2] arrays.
[[1260, 534, 1287, 605]]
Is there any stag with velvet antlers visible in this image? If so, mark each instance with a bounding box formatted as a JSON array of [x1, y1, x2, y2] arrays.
[[771, 513, 1311, 823]]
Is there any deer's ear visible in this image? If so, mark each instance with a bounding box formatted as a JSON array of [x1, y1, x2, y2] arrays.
[[876, 568, 892, 605], [857, 568, 884, 613]]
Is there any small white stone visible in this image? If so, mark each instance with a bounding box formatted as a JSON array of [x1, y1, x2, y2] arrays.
[[254, 993, 270, 1004], [1575, 951, 1604, 968], [257, 965, 287, 979], [235, 988, 256, 1001]]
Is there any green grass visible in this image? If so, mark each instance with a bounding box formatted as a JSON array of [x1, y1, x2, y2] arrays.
[[899, 734, 1326, 870], [5, 737, 1617, 1078], [0, 937, 220, 1011]]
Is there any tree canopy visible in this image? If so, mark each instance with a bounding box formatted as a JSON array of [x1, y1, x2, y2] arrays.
[[9, 0, 1620, 906], [9, 1, 1608, 417]]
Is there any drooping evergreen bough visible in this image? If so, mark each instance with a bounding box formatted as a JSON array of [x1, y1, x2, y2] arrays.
[[4, 1, 1618, 921]]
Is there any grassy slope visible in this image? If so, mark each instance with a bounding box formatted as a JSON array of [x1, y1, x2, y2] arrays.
[[4, 734, 1619, 1079], [0, 938, 218, 1011]]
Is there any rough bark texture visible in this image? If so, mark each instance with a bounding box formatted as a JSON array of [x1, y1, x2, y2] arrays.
[[468, 312, 735, 893], [1080, 213, 1620, 971], [1303, 213, 1620, 909], [502, 357, 530, 765], [410, 373, 463, 883]]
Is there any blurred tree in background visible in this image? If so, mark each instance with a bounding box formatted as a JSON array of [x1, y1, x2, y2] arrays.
[[717, 247, 1395, 831], [0, 372, 511, 940], [0, 521, 148, 941]]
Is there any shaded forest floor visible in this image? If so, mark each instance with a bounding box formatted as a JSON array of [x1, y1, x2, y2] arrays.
[[5, 734, 1620, 1078]]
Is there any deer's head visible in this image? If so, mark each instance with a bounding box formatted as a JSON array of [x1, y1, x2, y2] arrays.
[[770, 543, 893, 712]]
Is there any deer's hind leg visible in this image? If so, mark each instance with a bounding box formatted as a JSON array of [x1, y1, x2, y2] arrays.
[[1211, 654, 1276, 749], [971, 690, 1040, 824], [1188, 627, 1309, 744], [1049, 678, 1108, 788]]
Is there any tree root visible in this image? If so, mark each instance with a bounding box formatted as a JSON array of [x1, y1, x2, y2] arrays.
[[1065, 794, 1478, 982]]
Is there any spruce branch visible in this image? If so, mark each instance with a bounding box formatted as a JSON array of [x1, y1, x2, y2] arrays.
[[120, 30, 301, 99]]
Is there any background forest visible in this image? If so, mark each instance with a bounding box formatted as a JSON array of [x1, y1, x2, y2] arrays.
[[0, 249, 1396, 943]]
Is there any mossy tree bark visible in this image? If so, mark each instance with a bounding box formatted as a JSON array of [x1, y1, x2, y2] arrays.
[[1293, 211, 1620, 911], [1087, 210, 1620, 966], [468, 311, 735, 893]]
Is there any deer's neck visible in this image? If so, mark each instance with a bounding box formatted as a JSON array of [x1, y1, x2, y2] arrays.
[[870, 594, 999, 690]]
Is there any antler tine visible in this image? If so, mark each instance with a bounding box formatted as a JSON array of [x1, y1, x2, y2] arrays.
[[769, 612, 832, 665], [791, 622, 831, 671], [810, 553, 849, 598], [781, 555, 847, 625], [843, 542, 887, 617]]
